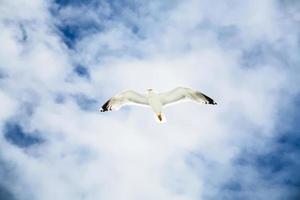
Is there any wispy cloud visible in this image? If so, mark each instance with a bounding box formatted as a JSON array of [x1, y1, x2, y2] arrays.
[[0, 0, 300, 199]]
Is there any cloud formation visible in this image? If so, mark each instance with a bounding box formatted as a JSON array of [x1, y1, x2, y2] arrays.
[[0, 0, 300, 199]]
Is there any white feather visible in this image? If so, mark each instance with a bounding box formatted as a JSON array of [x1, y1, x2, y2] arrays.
[[100, 90, 149, 112], [159, 87, 217, 106]]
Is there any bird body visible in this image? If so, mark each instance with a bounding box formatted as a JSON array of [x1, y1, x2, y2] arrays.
[[147, 89, 166, 122], [100, 87, 217, 123]]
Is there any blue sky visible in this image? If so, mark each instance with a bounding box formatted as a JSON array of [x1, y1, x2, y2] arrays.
[[0, 0, 300, 199]]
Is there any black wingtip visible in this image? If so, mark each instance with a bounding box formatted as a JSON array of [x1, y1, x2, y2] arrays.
[[202, 94, 217, 105], [100, 99, 111, 112]]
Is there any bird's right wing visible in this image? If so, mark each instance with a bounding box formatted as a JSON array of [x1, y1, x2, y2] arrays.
[[159, 87, 217, 107], [100, 90, 149, 112]]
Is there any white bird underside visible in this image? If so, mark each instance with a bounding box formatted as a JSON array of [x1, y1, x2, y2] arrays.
[[100, 87, 217, 123]]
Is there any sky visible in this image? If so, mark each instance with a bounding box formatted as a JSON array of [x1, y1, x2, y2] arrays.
[[0, 0, 300, 199]]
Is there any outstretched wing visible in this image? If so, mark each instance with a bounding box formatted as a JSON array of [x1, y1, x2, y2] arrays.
[[100, 90, 149, 112], [159, 87, 217, 107]]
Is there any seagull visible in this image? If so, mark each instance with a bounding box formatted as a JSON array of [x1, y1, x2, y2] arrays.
[[100, 87, 217, 123]]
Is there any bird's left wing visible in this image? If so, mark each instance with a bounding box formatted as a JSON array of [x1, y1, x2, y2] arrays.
[[159, 87, 217, 107], [100, 90, 149, 112]]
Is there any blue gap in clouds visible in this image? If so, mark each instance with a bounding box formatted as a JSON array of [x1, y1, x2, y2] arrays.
[[55, 92, 98, 111], [188, 94, 300, 199], [106, 0, 147, 37], [240, 43, 266, 68], [55, 0, 96, 6], [57, 24, 102, 49], [74, 64, 90, 79], [4, 122, 43, 148], [72, 93, 98, 111], [0, 68, 7, 79], [54, 93, 66, 104], [58, 25, 80, 48], [54, 0, 144, 48], [0, 185, 16, 200], [222, 180, 242, 192], [54, 0, 140, 13], [240, 41, 290, 69], [0, 157, 19, 200], [229, 95, 300, 199], [54, 0, 107, 48]]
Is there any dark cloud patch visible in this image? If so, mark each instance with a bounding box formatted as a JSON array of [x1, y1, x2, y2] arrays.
[[52, 0, 158, 48], [185, 94, 300, 199], [11, 91, 41, 119], [240, 43, 266, 68], [0, 185, 16, 200], [226, 95, 300, 199], [239, 40, 292, 69], [0, 155, 24, 200], [279, 0, 300, 11], [54, 93, 66, 104], [57, 24, 80, 48], [254, 151, 291, 175], [229, 135, 300, 199], [222, 180, 242, 192], [196, 20, 242, 50], [74, 64, 90, 79], [72, 93, 98, 111], [18, 24, 28, 43], [20, 102, 37, 117], [54, 0, 94, 6], [4, 122, 43, 148], [217, 25, 240, 46], [57, 24, 102, 48], [0, 68, 7, 79], [52, 0, 106, 48]]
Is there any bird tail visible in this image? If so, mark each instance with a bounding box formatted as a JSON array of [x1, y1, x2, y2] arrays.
[[155, 112, 167, 123]]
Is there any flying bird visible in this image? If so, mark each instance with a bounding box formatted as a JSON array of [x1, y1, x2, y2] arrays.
[[100, 87, 217, 123]]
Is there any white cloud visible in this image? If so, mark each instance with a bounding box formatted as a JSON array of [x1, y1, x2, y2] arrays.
[[0, 0, 300, 199]]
